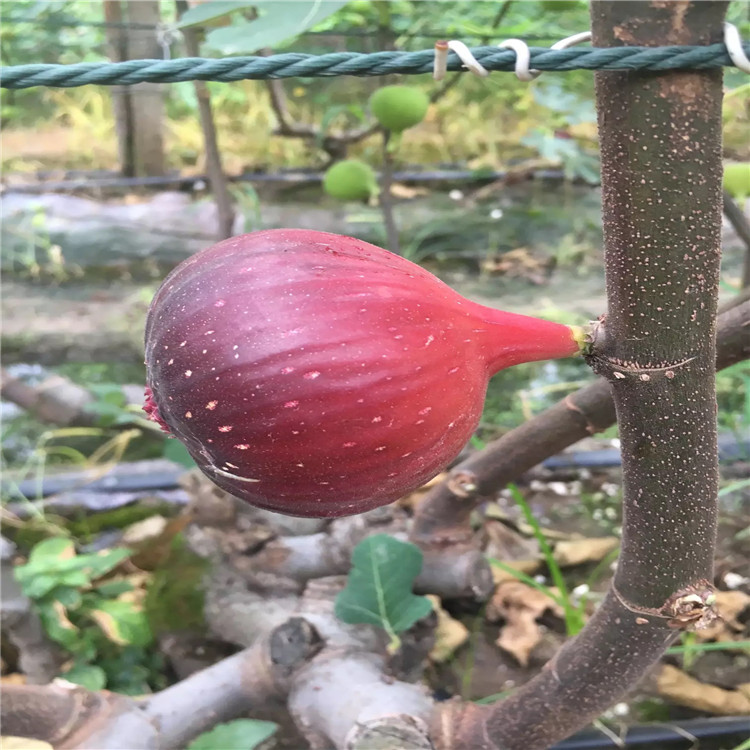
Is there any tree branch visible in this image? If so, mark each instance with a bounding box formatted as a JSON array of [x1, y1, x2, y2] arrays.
[[289, 651, 433, 750], [430, 2, 728, 746], [379, 130, 401, 253], [142, 617, 322, 749], [723, 189, 750, 287], [193, 501, 493, 605], [0, 367, 143, 427], [265, 78, 317, 138], [176, 0, 235, 240], [411, 296, 749, 546], [1, 618, 322, 750], [262, 59, 381, 162]]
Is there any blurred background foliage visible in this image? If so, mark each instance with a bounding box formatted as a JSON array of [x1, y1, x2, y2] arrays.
[[2, 0, 748, 174]]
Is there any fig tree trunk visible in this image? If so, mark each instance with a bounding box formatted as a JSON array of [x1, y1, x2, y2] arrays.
[[433, 2, 727, 747]]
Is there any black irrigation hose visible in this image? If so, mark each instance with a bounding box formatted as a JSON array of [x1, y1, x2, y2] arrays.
[[4, 435, 747, 501], [1, 167, 588, 194], [553, 716, 750, 749]]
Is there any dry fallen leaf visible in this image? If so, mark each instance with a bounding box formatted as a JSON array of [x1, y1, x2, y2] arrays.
[[122, 515, 169, 546], [487, 581, 564, 666], [129, 513, 192, 571], [490, 560, 542, 585], [1, 738, 54, 750], [484, 520, 541, 572], [427, 595, 469, 663], [655, 664, 750, 715], [553, 537, 619, 567], [396, 473, 448, 512], [694, 589, 750, 642], [389, 183, 429, 199], [0, 674, 27, 686]]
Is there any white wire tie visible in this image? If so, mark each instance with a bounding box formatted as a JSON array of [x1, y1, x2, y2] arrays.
[[434, 31, 592, 83], [724, 22, 750, 74], [499, 31, 592, 81], [433, 40, 489, 81], [497, 39, 536, 81], [156, 23, 174, 60]]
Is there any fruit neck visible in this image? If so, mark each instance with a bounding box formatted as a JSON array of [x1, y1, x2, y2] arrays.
[[473, 306, 584, 375]]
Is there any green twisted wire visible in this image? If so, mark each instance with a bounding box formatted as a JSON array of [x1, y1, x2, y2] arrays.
[[1, 43, 747, 89]]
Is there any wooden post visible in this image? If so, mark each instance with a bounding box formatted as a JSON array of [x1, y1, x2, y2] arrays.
[[103, 0, 165, 177], [176, 0, 235, 240]]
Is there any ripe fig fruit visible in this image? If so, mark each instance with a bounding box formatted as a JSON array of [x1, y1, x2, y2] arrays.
[[369, 85, 430, 133], [323, 159, 378, 201], [144, 229, 583, 518]]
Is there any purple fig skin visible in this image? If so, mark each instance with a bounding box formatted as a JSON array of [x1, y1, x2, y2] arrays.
[[144, 229, 579, 518]]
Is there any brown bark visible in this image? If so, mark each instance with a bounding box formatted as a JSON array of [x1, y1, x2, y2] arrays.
[[431, 2, 728, 747]]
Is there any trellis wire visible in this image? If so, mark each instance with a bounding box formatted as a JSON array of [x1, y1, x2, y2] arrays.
[[1, 42, 748, 89]]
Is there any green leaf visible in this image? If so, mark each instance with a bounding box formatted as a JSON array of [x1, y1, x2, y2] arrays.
[[15, 540, 132, 599], [334, 534, 432, 648], [28, 537, 76, 563], [36, 599, 79, 649], [89, 599, 153, 647], [94, 579, 134, 598], [77, 547, 132, 580], [186, 719, 278, 750], [205, 1, 351, 55], [163, 438, 196, 468], [176, 1, 256, 29], [62, 662, 107, 691], [50, 585, 83, 610], [16, 573, 59, 599]]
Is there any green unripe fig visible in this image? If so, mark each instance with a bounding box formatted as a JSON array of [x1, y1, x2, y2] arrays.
[[323, 160, 378, 202], [723, 162, 750, 201], [369, 85, 430, 133]]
